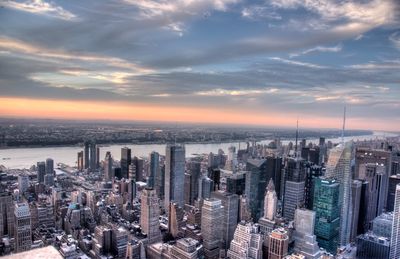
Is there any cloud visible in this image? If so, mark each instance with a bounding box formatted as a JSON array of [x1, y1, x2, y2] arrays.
[[3, 0, 77, 20], [289, 44, 342, 57], [196, 88, 279, 96], [348, 60, 400, 70], [125, 0, 240, 17], [241, 5, 281, 21], [0, 37, 152, 74], [390, 31, 400, 50], [270, 0, 399, 38], [269, 57, 325, 68]]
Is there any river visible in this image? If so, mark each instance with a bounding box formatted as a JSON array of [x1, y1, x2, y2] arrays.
[[0, 131, 396, 169]]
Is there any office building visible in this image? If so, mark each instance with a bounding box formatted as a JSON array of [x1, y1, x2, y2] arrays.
[[132, 156, 145, 182], [112, 227, 128, 258], [18, 174, 29, 194], [313, 177, 340, 255], [104, 151, 113, 181], [121, 147, 131, 180], [201, 198, 223, 259], [165, 144, 185, 210], [45, 158, 54, 175], [211, 190, 239, 249], [184, 161, 201, 205], [350, 180, 362, 242], [324, 142, 353, 246], [293, 208, 321, 259], [355, 147, 391, 179], [373, 212, 393, 238], [268, 228, 289, 259], [387, 174, 400, 212], [84, 140, 98, 171], [77, 151, 84, 171], [168, 202, 184, 238], [227, 222, 263, 259], [0, 190, 14, 238], [304, 164, 323, 210], [148, 151, 159, 189], [37, 161, 45, 184], [140, 188, 161, 244], [199, 175, 214, 200], [14, 203, 32, 252], [170, 238, 203, 259], [283, 180, 305, 222], [246, 159, 270, 221], [358, 163, 388, 228], [390, 184, 400, 259], [356, 233, 390, 259], [259, 179, 278, 235]]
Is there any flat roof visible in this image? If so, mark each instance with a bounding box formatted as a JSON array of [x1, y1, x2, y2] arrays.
[[3, 246, 63, 259]]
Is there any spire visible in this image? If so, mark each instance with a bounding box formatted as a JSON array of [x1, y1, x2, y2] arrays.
[[295, 118, 299, 157], [341, 106, 346, 145], [267, 178, 275, 192]]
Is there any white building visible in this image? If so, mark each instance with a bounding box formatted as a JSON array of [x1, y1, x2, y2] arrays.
[[227, 222, 263, 259]]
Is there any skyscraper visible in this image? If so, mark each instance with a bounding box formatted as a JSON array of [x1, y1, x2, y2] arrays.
[[259, 179, 277, 235], [293, 208, 321, 259], [227, 222, 263, 259], [387, 174, 400, 212], [121, 147, 131, 180], [18, 174, 29, 194], [165, 144, 185, 210], [77, 151, 84, 171], [283, 180, 305, 222], [140, 188, 161, 244], [37, 161, 45, 184], [201, 198, 223, 259], [390, 184, 400, 259], [358, 163, 388, 229], [350, 180, 362, 242], [268, 228, 289, 259], [168, 201, 185, 238], [104, 151, 113, 181], [210, 190, 239, 249], [324, 142, 353, 246], [45, 158, 54, 175], [14, 203, 32, 252], [313, 177, 340, 255], [184, 161, 201, 205], [132, 156, 144, 182], [148, 151, 159, 189], [0, 190, 14, 238], [282, 157, 306, 221], [199, 175, 214, 200], [246, 158, 270, 221]]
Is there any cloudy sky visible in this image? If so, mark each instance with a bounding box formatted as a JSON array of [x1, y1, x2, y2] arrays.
[[0, 0, 399, 131]]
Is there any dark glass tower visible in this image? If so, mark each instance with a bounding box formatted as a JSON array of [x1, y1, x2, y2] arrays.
[[313, 177, 340, 255]]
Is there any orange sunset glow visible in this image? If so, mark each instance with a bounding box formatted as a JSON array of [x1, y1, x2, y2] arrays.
[[0, 97, 397, 131]]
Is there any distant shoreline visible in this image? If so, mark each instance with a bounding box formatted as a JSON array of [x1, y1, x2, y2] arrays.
[[0, 131, 381, 150]]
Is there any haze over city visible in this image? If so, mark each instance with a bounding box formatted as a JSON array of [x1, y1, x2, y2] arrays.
[[1, 0, 400, 130], [2, 1, 400, 259]]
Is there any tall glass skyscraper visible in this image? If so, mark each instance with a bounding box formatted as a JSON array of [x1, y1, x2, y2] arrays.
[[313, 177, 340, 254], [324, 142, 353, 246], [165, 144, 185, 210], [148, 151, 159, 189]]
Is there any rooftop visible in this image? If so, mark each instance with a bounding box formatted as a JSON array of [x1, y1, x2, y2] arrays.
[[3, 246, 63, 259]]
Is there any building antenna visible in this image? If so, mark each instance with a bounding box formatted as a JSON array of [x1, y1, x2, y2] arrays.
[[341, 106, 346, 145], [295, 118, 299, 157], [174, 122, 178, 145]]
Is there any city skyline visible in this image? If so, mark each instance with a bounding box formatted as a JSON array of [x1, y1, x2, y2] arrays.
[[1, 0, 400, 131]]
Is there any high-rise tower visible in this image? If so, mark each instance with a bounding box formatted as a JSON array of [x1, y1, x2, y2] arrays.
[[165, 144, 185, 211]]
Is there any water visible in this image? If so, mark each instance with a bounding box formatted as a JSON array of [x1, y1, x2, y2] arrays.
[[0, 131, 395, 169]]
